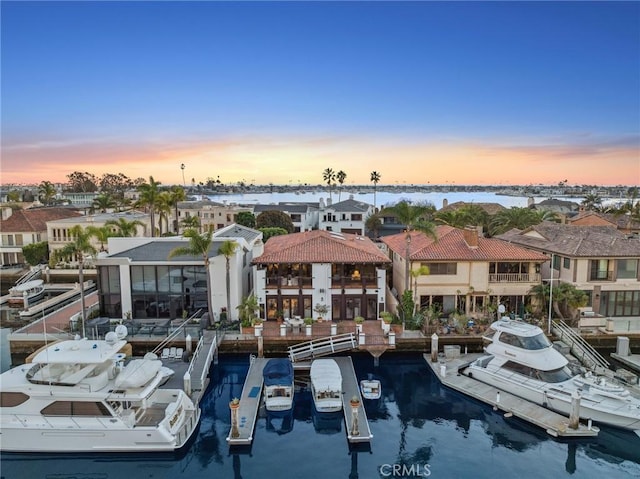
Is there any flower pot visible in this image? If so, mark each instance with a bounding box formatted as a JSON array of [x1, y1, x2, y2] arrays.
[[305, 324, 313, 336]]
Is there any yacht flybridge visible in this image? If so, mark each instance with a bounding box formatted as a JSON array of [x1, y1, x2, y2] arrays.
[[0, 330, 200, 452], [463, 319, 640, 435]]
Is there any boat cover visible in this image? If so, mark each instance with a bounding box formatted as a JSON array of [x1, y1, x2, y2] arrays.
[[263, 358, 294, 387], [310, 359, 341, 391]]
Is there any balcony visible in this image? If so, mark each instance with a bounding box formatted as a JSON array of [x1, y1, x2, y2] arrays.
[[589, 271, 615, 282], [488, 273, 540, 283], [266, 276, 313, 288], [331, 274, 378, 289]]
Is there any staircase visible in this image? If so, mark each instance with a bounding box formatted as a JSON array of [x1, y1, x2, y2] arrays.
[[552, 320, 609, 373], [15, 265, 44, 286], [288, 333, 357, 362]]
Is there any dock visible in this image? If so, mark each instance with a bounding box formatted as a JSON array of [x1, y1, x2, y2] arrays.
[[611, 353, 640, 376], [424, 353, 599, 438], [334, 356, 373, 443], [226, 356, 268, 445]]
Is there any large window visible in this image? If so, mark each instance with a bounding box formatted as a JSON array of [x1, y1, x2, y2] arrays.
[[41, 401, 111, 416], [0, 392, 29, 407], [422, 263, 457, 275], [617, 259, 638, 279], [97, 266, 122, 318], [590, 259, 612, 281], [600, 290, 640, 317]]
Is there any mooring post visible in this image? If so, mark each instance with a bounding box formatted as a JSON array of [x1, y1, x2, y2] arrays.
[[569, 390, 581, 429], [257, 335, 264, 358], [431, 333, 439, 362]]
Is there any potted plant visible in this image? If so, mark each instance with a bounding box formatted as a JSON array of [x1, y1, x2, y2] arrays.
[[380, 311, 392, 334], [354, 315, 365, 333], [229, 397, 240, 409], [304, 317, 314, 336], [314, 303, 329, 321]]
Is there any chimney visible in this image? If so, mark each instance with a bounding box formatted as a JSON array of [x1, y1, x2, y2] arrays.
[[443, 198, 448, 208], [463, 226, 478, 248]]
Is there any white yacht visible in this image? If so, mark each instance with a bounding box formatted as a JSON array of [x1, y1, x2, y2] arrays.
[[263, 358, 294, 412], [464, 319, 640, 435], [310, 359, 342, 413], [0, 330, 201, 452], [8, 279, 45, 305]]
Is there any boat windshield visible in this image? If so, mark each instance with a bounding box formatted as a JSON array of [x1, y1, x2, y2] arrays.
[[504, 361, 573, 383], [498, 331, 551, 350]]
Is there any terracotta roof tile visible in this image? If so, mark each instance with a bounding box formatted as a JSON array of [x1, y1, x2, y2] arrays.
[[0, 207, 82, 233], [252, 230, 391, 264], [381, 226, 548, 261]]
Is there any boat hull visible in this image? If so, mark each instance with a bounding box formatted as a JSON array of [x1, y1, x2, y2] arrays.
[[466, 365, 640, 433]]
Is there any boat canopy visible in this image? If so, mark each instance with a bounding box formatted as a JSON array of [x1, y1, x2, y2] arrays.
[[311, 359, 341, 391], [263, 358, 293, 387], [30, 338, 127, 364]]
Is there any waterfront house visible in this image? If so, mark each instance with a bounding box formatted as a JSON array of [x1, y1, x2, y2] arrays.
[[47, 211, 151, 263], [0, 206, 82, 267], [94, 224, 263, 322], [497, 223, 640, 318], [568, 210, 640, 235], [318, 196, 374, 235], [251, 230, 391, 321], [381, 226, 549, 318]]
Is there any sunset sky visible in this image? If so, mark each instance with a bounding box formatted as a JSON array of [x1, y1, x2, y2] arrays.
[[2, 1, 639, 187]]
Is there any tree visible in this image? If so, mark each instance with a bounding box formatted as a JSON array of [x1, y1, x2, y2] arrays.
[[168, 229, 215, 326], [370, 171, 381, 211], [256, 210, 294, 233], [488, 207, 554, 236], [410, 265, 430, 315], [50, 225, 97, 338], [91, 193, 117, 213], [66, 171, 98, 192], [99, 173, 134, 198], [22, 241, 48, 266], [219, 240, 239, 322], [38, 181, 57, 205], [87, 225, 114, 252], [365, 212, 382, 239], [386, 200, 437, 295], [528, 282, 587, 323], [336, 170, 347, 202], [236, 211, 256, 228], [156, 191, 173, 236], [136, 176, 161, 237], [322, 167, 336, 203], [7, 190, 21, 202], [259, 227, 289, 242], [581, 194, 603, 212], [436, 205, 489, 231], [181, 215, 201, 231], [168, 185, 186, 233], [105, 217, 144, 237]]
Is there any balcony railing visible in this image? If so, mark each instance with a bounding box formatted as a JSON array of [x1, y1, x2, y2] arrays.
[[488, 273, 540, 283], [589, 271, 615, 281], [266, 276, 313, 288], [331, 275, 378, 288]]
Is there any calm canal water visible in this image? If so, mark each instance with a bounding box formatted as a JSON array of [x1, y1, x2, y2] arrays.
[[2, 353, 639, 479]]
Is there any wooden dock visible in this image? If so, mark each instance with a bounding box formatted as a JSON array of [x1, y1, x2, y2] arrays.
[[424, 353, 599, 438], [226, 356, 268, 445], [334, 356, 373, 443]]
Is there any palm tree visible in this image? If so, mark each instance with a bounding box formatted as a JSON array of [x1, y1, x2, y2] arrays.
[[136, 176, 161, 236], [38, 181, 57, 205], [322, 168, 336, 203], [167, 229, 215, 326], [169, 185, 186, 234], [86, 225, 113, 252], [156, 191, 173, 236], [219, 240, 239, 322], [50, 225, 97, 338], [410, 265, 430, 315], [370, 171, 381, 211], [336, 170, 347, 202], [488, 207, 552, 236], [365, 212, 382, 239], [91, 193, 117, 213], [181, 215, 201, 231], [105, 217, 144, 237], [581, 194, 603, 212], [387, 200, 437, 295]]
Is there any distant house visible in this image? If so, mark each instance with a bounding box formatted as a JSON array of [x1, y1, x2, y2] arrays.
[[381, 226, 548, 317], [177, 200, 252, 233], [439, 200, 506, 216], [0, 206, 82, 267], [253, 202, 319, 232], [497, 223, 640, 317], [568, 210, 640, 235], [529, 198, 580, 215], [94, 224, 263, 321], [251, 230, 391, 321], [318, 197, 374, 235]]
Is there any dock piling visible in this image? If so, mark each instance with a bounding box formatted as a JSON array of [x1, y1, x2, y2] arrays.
[[569, 391, 581, 429], [431, 333, 438, 362]]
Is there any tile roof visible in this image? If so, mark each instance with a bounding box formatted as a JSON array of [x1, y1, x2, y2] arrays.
[[497, 223, 640, 257], [438, 201, 506, 215], [0, 207, 82, 232], [569, 211, 640, 230], [253, 203, 315, 213], [252, 230, 391, 264], [381, 225, 549, 262]]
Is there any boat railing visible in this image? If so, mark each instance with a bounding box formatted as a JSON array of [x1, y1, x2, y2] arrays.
[[151, 309, 203, 356], [551, 320, 609, 373], [183, 332, 217, 396], [14, 264, 44, 286]]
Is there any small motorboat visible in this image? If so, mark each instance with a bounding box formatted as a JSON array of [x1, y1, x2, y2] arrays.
[[360, 377, 381, 400]]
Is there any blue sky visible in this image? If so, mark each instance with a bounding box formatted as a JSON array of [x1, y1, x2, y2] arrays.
[[2, 1, 639, 186]]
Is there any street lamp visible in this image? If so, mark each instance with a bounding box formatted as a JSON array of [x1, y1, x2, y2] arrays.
[[180, 163, 186, 187], [547, 253, 557, 334]]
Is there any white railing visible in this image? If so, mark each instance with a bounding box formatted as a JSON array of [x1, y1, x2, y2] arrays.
[[183, 332, 217, 395], [552, 320, 609, 373], [288, 333, 357, 362], [489, 273, 540, 283]]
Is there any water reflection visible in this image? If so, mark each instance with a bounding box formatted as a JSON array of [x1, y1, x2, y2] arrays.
[[1, 353, 638, 479]]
